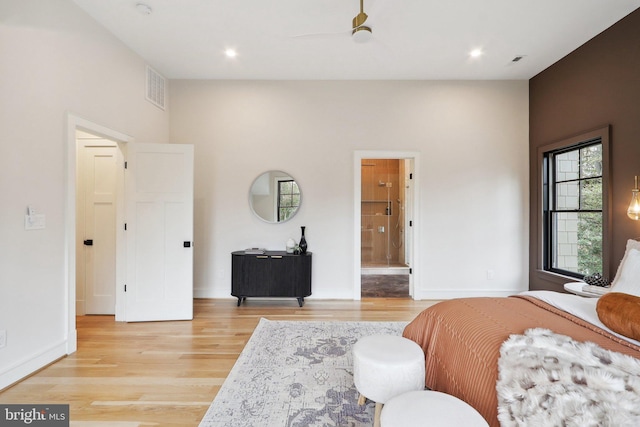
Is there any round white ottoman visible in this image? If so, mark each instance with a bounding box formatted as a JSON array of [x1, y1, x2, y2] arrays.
[[353, 335, 425, 427], [380, 390, 489, 427]]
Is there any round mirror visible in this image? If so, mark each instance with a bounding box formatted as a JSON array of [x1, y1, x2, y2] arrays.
[[249, 171, 301, 223]]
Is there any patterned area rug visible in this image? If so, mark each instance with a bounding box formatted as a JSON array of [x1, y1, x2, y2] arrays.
[[199, 318, 407, 427]]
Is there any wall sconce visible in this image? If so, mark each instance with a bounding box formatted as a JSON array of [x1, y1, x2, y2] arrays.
[[628, 176, 640, 220]]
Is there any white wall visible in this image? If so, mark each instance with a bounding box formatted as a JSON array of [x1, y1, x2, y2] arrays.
[[0, 0, 529, 390], [169, 80, 530, 300], [0, 0, 170, 389]]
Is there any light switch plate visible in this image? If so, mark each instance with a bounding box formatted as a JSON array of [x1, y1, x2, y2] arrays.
[[25, 214, 46, 230]]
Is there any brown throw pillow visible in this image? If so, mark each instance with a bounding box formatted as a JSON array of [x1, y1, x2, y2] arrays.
[[596, 292, 640, 341]]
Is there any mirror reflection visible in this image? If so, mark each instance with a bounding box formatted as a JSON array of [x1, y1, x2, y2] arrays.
[[249, 171, 301, 223]]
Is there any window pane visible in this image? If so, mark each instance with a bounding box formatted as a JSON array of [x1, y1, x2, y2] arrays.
[[280, 194, 293, 207], [555, 181, 579, 210], [280, 181, 293, 193], [552, 212, 578, 272], [552, 211, 602, 275], [280, 207, 295, 221], [555, 151, 579, 181], [577, 212, 603, 275], [580, 144, 602, 178], [581, 178, 602, 210]]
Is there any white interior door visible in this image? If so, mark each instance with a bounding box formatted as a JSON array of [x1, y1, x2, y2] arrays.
[[83, 144, 118, 314], [125, 142, 194, 322]]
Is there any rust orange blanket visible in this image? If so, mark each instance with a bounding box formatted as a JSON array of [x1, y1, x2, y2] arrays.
[[402, 296, 640, 427]]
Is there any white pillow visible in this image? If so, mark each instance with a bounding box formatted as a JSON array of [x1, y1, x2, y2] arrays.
[[611, 247, 640, 296], [611, 239, 640, 287]]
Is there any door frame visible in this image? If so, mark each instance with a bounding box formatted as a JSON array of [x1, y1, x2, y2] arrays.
[[353, 151, 420, 300], [66, 113, 133, 350]]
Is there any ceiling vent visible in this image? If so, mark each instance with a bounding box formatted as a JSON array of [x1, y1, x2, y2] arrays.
[[146, 65, 166, 110]]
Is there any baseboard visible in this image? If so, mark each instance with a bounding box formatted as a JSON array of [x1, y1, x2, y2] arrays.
[[413, 288, 526, 300], [195, 288, 524, 301], [0, 340, 68, 391], [193, 288, 224, 299]]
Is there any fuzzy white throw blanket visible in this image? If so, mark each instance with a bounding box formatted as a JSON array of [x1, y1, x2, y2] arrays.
[[497, 328, 640, 427]]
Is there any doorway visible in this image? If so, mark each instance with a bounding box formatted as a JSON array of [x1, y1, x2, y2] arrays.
[[66, 115, 194, 329], [353, 151, 419, 300], [66, 114, 132, 336], [360, 158, 410, 297], [75, 130, 121, 315]]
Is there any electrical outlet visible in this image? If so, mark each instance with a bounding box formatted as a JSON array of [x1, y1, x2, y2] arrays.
[[0, 330, 6, 349]]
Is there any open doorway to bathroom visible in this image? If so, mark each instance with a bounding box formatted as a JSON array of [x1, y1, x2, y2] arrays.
[[360, 158, 411, 298]]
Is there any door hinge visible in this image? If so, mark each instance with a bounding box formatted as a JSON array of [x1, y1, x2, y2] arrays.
[[409, 220, 413, 227], [409, 173, 413, 179], [124, 161, 128, 169], [124, 223, 127, 231], [124, 284, 127, 292], [409, 268, 413, 274]]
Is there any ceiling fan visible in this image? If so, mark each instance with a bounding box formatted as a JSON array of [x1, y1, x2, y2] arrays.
[[291, 0, 375, 43], [351, 0, 373, 43]]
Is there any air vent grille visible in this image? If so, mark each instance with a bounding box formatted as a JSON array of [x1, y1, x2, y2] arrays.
[[146, 65, 166, 110]]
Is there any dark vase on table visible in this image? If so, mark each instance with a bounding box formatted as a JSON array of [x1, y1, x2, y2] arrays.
[[299, 226, 308, 254]]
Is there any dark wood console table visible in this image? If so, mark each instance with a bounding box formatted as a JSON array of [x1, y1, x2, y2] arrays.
[[231, 251, 312, 307]]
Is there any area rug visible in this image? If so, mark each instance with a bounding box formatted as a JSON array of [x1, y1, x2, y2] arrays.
[[497, 328, 640, 427], [199, 318, 407, 427]]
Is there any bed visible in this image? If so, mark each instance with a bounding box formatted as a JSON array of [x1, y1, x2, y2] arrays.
[[403, 239, 640, 426], [402, 292, 640, 426]]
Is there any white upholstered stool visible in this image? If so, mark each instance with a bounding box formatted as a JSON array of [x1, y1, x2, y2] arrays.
[[380, 390, 489, 427], [353, 335, 425, 427]]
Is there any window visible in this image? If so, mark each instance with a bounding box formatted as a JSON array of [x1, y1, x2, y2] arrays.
[[277, 179, 300, 222], [540, 127, 610, 279]]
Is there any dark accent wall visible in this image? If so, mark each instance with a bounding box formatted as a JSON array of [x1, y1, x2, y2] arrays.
[[529, 9, 640, 291]]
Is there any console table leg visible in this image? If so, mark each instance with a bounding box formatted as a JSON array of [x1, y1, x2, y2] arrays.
[[297, 297, 304, 307], [236, 297, 242, 307]]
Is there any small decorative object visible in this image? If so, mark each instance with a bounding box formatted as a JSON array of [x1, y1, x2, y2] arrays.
[[583, 272, 610, 287], [628, 176, 640, 220], [299, 226, 308, 254], [244, 247, 266, 255], [286, 238, 296, 254]]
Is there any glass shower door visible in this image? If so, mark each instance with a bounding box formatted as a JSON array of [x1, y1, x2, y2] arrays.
[[361, 159, 401, 267]]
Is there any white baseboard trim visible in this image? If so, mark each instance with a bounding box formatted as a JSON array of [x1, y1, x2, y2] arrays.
[[195, 288, 526, 301], [0, 340, 68, 391], [194, 288, 225, 299], [413, 288, 526, 300]]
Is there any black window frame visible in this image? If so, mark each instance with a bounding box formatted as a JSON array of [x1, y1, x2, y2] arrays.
[[537, 126, 611, 283]]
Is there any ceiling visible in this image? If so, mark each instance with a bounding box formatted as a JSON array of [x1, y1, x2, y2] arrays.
[[72, 0, 640, 80]]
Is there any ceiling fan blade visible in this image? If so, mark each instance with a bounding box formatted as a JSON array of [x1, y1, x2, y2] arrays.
[[352, 11, 368, 29], [290, 29, 351, 39]]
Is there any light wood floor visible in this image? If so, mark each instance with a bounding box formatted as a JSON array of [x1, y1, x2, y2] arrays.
[[0, 298, 439, 427]]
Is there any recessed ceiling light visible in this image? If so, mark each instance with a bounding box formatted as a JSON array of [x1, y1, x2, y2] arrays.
[[135, 3, 152, 15], [225, 49, 238, 58], [470, 48, 483, 59]]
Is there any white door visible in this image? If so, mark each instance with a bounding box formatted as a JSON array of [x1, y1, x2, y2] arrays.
[[82, 145, 118, 314], [124, 143, 194, 322]]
